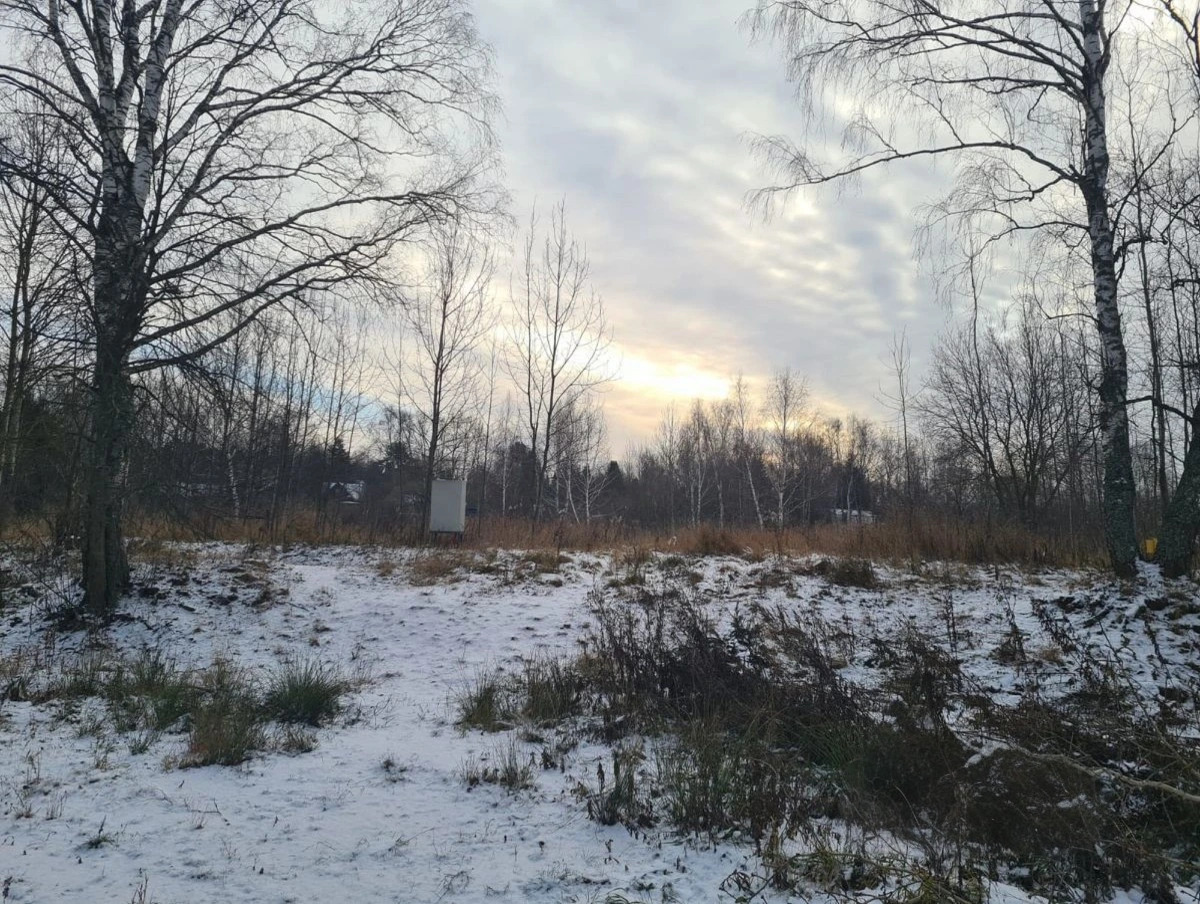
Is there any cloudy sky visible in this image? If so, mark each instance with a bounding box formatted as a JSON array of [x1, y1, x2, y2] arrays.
[[470, 0, 950, 453]]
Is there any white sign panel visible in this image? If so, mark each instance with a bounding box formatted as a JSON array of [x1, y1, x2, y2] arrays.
[[429, 479, 467, 533]]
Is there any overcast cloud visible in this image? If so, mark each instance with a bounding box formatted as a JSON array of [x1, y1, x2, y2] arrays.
[[471, 0, 950, 452]]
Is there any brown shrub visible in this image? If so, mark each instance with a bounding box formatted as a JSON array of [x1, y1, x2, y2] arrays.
[[674, 525, 744, 557], [828, 557, 878, 589], [407, 550, 471, 585]]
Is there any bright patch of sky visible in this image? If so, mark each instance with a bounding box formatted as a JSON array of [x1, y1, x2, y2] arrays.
[[471, 0, 952, 453]]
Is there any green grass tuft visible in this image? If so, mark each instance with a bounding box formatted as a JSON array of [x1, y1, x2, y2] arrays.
[[263, 658, 349, 726]]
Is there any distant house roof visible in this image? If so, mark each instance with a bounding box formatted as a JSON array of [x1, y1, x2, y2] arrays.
[[177, 481, 222, 498], [832, 508, 875, 524], [324, 481, 365, 503]]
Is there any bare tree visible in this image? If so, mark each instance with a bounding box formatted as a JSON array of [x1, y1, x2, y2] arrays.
[[504, 201, 611, 522], [707, 397, 736, 527], [0, 0, 497, 609], [0, 98, 78, 512], [732, 372, 766, 529], [553, 395, 608, 522], [654, 403, 681, 529], [921, 297, 1092, 528], [763, 367, 809, 528], [745, 0, 1150, 575], [404, 221, 494, 531], [880, 328, 916, 521], [680, 400, 714, 526], [841, 415, 878, 516]]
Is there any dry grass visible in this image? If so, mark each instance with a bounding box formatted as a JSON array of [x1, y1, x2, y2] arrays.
[[518, 549, 566, 573], [407, 550, 472, 585], [3, 508, 1108, 571], [126, 538, 200, 570], [485, 516, 1106, 568], [0, 516, 58, 544], [674, 525, 745, 557]]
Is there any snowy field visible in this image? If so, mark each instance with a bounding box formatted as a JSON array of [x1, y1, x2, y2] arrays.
[[1, 544, 1198, 904]]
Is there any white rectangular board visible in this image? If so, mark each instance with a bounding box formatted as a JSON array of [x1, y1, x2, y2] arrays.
[[429, 479, 467, 533]]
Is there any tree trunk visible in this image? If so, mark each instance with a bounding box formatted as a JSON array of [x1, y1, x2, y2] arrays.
[[1134, 181, 1169, 509], [745, 455, 764, 530], [500, 443, 509, 515], [81, 193, 143, 612], [715, 466, 725, 528], [1087, 207, 1138, 578], [424, 411, 440, 536], [1080, 2, 1138, 577], [82, 343, 134, 612], [534, 409, 554, 523], [1159, 405, 1200, 578]]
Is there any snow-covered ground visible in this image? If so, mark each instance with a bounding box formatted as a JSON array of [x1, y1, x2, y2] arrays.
[[1, 545, 1197, 904]]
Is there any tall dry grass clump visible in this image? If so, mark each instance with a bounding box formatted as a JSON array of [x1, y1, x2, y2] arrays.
[[5, 506, 1108, 571]]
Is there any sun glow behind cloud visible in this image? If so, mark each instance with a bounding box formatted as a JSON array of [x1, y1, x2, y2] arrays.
[[617, 353, 731, 403], [470, 0, 947, 454]]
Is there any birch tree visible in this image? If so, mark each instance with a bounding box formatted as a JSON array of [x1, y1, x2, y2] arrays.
[[505, 202, 611, 522], [746, 0, 1144, 575], [0, 0, 496, 609]]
